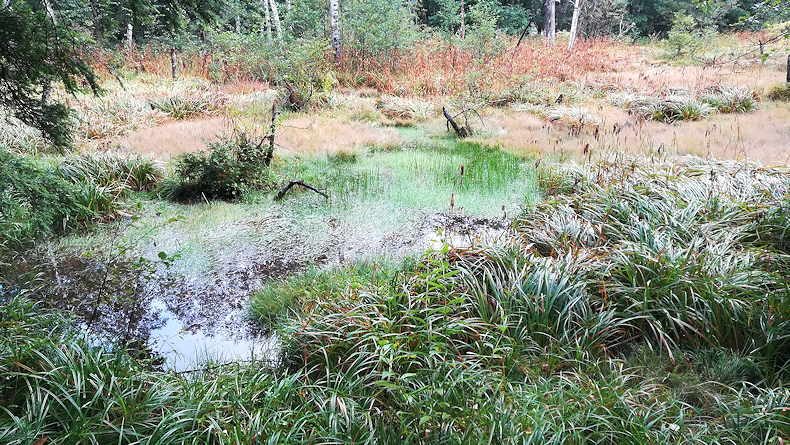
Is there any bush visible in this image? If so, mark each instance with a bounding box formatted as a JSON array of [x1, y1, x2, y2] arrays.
[[0, 151, 94, 246], [767, 83, 790, 101], [159, 132, 272, 202]]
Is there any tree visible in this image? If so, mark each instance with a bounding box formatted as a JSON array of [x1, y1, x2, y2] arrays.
[[0, 0, 220, 150], [1, 1, 99, 150], [568, 0, 584, 51], [545, 0, 555, 43], [330, 0, 340, 63]]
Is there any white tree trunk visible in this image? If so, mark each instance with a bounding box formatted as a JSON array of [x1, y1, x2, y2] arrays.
[[235, 15, 241, 33], [125, 23, 134, 47], [43, 0, 57, 25], [269, 0, 282, 41], [545, 0, 555, 45], [262, 0, 272, 42], [460, 2, 465, 39], [42, 0, 58, 106], [330, 0, 341, 64], [285, 0, 291, 13], [568, 0, 584, 51]]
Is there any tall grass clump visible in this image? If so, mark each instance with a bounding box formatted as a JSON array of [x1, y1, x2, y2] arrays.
[[0, 151, 94, 246], [698, 85, 760, 113], [520, 157, 790, 367], [148, 91, 228, 120]]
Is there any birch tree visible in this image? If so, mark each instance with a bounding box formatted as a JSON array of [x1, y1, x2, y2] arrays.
[[269, 0, 282, 41], [331, 0, 341, 64], [262, 0, 272, 41], [568, 0, 585, 51]]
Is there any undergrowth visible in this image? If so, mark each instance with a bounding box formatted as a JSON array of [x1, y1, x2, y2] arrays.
[[4, 155, 790, 443]]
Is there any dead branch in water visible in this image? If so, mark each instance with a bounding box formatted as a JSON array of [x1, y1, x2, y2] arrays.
[[275, 180, 329, 201], [443, 106, 472, 138]]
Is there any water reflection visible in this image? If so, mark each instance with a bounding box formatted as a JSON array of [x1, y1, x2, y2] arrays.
[[34, 255, 281, 372]]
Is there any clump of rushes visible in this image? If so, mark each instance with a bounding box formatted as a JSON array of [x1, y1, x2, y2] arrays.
[[0, 151, 94, 246], [698, 85, 760, 113], [627, 95, 715, 123], [543, 106, 601, 135], [617, 85, 759, 124], [375, 95, 435, 123], [148, 91, 228, 120]]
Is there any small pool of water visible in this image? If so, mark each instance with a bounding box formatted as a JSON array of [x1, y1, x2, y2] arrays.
[[28, 255, 290, 372]]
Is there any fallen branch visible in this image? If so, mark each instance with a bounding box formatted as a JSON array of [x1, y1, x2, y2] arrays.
[[275, 180, 329, 201], [443, 106, 471, 138]]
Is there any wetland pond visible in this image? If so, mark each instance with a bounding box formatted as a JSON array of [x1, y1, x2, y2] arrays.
[[15, 140, 537, 371], [22, 210, 510, 372]]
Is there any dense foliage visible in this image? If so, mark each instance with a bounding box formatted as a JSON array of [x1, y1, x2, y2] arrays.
[[0, 150, 94, 246], [159, 131, 272, 201], [3, 155, 790, 443]]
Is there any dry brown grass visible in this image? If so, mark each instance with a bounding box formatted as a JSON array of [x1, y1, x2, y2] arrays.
[[117, 114, 402, 160], [117, 117, 231, 160], [591, 62, 785, 96], [276, 116, 401, 156], [484, 99, 790, 166]]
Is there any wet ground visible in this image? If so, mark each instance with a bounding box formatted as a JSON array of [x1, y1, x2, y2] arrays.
[[12, 210, 509, 372]]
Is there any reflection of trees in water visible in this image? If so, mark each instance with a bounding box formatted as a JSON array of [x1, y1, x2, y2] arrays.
[[36, 255, 299, 350]]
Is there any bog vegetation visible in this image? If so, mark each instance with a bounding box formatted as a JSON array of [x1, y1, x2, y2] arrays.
[[2, 0, 790, 443]]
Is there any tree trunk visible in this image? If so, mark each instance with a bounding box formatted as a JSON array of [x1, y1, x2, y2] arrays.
[[235, 15, 241, 33], [125, 23, 133, 47], [330, 0, 341, 65], [285, 0, 291, 13], [170, 47, 178, 79], [787, 54, 790, 83], [568, 0, 584, 52], [42, 0, 57, 106], [269, 0, 282, 41], [460, 1, 465, 39], [545, 0, 555, 45], [262, 0, 272, 42]]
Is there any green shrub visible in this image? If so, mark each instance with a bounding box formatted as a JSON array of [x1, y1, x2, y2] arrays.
[[0, 151, 94, 246], [159, 132, 271, 202], [767, 83, 790, 101]]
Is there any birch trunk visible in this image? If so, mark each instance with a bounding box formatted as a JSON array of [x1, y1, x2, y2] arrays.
[[42, 0, 57, 106], [330, 0, 341, 65], [460, 2, 465, 39], [568, 0, 584, 52], [545, 0, 555, 45], [269, 0, 282, 41], [262, 0, 272, 42], [125, 23, 134, 47]]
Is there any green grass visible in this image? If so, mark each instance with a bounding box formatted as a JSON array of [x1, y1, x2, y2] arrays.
[[7, 137, 790, 443], [274, 139, 538, 221]]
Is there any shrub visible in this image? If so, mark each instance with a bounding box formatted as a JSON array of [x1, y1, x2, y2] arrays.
[[767, 83, 790, 101], [159, 132, 271, 202]]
